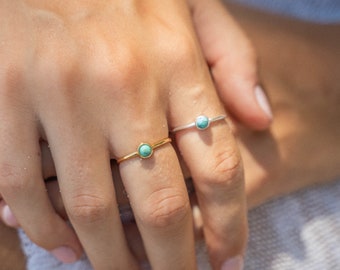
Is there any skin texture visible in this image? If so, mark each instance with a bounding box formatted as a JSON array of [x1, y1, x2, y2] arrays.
[[0, 222, 25, 270], [0, 0, 258, 269], [2, 1, 340, 269]]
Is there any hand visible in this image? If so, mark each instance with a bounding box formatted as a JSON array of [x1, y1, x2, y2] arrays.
[[0, 0, 248, 269], [239, 99, 340, 209], [0, 164, 151, 267], [225, 2, 340, 208], [238, 83, 340, 209]]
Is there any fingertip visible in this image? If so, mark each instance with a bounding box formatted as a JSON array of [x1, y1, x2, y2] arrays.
[[49, 224, 84, 264], [192, 205, 203, 238], [51, 246, 79, 264], [221, 256, 244, 270], [220, 83, 273, 131], [1, 204, 20, 228], [254, 85, 273, 123], [247, 84, 273, 130], [212, 54, 272, 130]]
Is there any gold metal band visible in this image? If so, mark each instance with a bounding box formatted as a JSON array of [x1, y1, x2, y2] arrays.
[[117, 137, 172, 164]]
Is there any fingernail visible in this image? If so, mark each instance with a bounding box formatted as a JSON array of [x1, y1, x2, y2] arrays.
[[192, 205, 203, 228], [255, 85, 273, 119], [51, 246, 77, 263], [221, 256, 244, 270], [2, 205, 19, 227]]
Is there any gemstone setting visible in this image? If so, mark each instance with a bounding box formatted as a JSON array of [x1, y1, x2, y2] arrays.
[[138, 143, 153, 158], [195, 115, 210, 130]]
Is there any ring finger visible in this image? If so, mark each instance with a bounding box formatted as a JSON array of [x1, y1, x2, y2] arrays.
[[111, 97, 196, 269], [169, 61, 247, 269]]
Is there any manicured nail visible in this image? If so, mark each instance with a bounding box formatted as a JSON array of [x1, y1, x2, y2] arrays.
[[2, 205, 19, 227], [255, 85, 273, 119], [192, 205, 203, 228], [221, 256, 244, 270], [51, 246, 77, 263]]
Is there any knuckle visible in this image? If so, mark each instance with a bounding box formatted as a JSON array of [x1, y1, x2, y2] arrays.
[[33, 60, 78, 107], [90, 46, 140, 92], [239, 36, 257, 60], [0, 64, 24, 98], [86, 52, 147, 109], [39, 55, 76, 88], [66, 193, 111, 224], [170, 35, 198, 68], [237, 40, 258, 81], [139, 187, 190, 229], [231, 31, 257, 64], [154, 28, 200, 73], [244, 39, 257, 62], [201, 147, 243, 188]]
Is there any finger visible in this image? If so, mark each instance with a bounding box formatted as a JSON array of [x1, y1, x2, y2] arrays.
[[43, 119, 138, 269], [189, 0, 273, 130], [41, 140, 57, 180], [0, 200, 19, 228], [0, 112, 83, 263], [45, 178, 68, 220], [112, 103, 196, 269], [0, 188, 19, 228], [44, 161, 134, 224], [43, 169, 150, 267], [124, 223, 148, 265], [44, 162, 135, 223], [40, 142, 67, 218], [38, 160, 196, 268], [189, 192, 204, 239], [170, 66, 247, 269]]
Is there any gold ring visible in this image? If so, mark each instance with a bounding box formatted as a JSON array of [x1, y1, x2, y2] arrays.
[[117, 137, 172, 164]]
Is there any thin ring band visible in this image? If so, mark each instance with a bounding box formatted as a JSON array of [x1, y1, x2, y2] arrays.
[[117, 137, 172, 164], [171, 115, 226, 133]]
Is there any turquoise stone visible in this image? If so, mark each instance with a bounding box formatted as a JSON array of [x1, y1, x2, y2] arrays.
[[195, 115, 210, 130], [138, 143, 153, 158]]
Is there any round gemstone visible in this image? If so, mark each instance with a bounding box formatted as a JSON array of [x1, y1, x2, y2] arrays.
[[195, 115, 210, 130], [138, 143, 153, 158]]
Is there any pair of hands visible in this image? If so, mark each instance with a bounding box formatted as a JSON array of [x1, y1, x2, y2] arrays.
[[0, 0, 273, 269]]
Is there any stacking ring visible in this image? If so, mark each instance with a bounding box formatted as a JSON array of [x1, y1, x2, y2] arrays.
[[171, 115, 226, 133], [117, 137, 172, 164]]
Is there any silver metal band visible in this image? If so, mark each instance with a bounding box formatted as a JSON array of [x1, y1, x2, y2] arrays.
[[171, 115, 227, 133]]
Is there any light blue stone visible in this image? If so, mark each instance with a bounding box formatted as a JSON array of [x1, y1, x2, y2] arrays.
[[138, 143, 153, 158], [195, 115, 209, 130]]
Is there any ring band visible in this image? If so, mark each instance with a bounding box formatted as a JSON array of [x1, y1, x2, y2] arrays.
[[117, 137, 172, 164], [171, 115, 226, 133]]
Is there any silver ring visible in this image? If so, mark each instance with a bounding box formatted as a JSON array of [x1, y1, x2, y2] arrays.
[[171, 115, 226, 133]]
